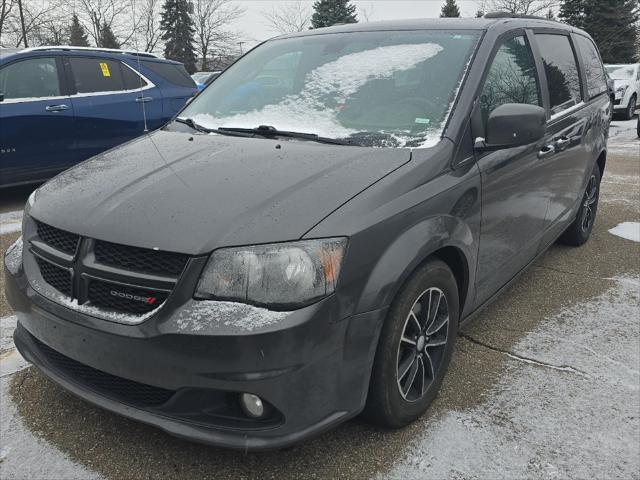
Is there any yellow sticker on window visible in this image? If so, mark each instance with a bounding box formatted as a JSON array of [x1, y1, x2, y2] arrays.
[[99, 62, 111, 77]]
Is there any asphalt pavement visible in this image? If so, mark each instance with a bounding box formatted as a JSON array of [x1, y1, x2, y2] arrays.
[[1, 118, 638, 480]]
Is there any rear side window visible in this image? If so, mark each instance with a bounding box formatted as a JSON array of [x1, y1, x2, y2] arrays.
[[0, 57, 61, 99], [480, 35, 540, 124], [69, 57, 124, 93], [535, 34, 582, 114], [574, 35, 607, 99], [121, 63, 148, 90], [142, 61, 195, 87]]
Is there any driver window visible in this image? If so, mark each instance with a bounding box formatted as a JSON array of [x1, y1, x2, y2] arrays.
[[0, 57, 61, 100], [480, 35, 540, 125]]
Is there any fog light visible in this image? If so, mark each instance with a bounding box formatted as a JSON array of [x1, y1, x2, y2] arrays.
[[240, 393, 265, 418]]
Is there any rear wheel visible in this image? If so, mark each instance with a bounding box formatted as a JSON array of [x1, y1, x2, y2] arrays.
[[559, 163, 601, 246], [365, 259, 459, 428]]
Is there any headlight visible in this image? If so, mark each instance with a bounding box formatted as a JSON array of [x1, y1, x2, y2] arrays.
[[195, 238, 347, 308], [616, 85, 628, 96]]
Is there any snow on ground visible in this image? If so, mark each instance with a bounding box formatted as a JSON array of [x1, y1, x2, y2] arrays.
[[1, 314, 28, 379], [0, 376, 102, 480], [609, 222, 640, 242], [608, 117, 640, 154], [383, 277, 640, 479], [0, 210, 22, 235]]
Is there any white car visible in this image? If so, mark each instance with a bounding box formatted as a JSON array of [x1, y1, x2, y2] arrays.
[[606, 63, 640, 120]]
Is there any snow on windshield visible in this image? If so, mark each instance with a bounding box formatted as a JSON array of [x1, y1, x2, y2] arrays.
[[192, 43, 444, 147]]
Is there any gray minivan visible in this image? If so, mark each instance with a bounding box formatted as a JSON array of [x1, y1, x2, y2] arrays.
[[5, 15, 610, 450]]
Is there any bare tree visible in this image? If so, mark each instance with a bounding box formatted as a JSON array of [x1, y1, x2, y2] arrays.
[[358, 3, 375, 22], [263, 0, 312, 34], [75, 0, 137, 47], [0, 0, 17, 46], [483, 0, 559, 16], [136, 0, 162, 52], [193, 0, 243, 70], [2, 0, 64, 47]]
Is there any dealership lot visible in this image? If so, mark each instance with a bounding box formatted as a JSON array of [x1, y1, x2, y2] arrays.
[[1, 118, 638, 479]]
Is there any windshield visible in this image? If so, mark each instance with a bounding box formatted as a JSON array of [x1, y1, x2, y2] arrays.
[[606, 66, 635, 80], [179, 30, 480, 147]]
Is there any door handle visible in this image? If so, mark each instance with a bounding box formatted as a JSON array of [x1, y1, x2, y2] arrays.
[[554, 136, 571, 150], [136, 96, 153, 103], [45, 104, 69, 112], [538, 144, 556, 159]]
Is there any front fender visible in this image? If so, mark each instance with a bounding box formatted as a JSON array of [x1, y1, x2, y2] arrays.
[[306, 142, 481, 320], [355, 214, 476, 315]]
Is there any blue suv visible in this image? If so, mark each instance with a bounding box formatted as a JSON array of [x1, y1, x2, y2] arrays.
[[0, 47, 198, 187]]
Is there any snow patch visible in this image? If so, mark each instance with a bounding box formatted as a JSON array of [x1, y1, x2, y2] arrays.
[[176, 301, 289, 332], [383, 277, 640, 479], [0, 221, 21, 235], [194, 43, 444, 147], [28, 278, 161, 326], [609, 222, 640, 242], [1, 315, 18, 352], [4, 236, 23, 275]]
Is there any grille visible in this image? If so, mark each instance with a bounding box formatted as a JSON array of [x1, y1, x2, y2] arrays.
[[33, 335, 175, 407], [94, 240, 188, 277], [88, 280, 169, 315], [35, 221, 79, 256], [36, 257, 72, 297]]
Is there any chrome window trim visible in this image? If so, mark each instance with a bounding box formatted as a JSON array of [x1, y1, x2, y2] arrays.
[[1, 60, 155, 104], [549, 100, 586, 122]]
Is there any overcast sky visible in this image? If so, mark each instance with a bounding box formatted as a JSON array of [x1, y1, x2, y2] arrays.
[[229, 1, 483, 49]]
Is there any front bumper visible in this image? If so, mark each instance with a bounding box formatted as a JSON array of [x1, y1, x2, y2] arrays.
[[5, 256, 386, 450]]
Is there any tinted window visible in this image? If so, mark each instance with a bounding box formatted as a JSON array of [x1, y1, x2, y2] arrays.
[[142, 61, 195, 87], [480, 35, 540, 124], [122, 63, 148, 89], [69, 57, 124, 93], [536, 34, 582, 114], [575, 35, 607, 99], [0, 57, 61, 99]]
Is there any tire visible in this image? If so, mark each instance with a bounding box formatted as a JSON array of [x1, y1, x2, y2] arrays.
[[364, 259, 459, 428], [623, 94, 637, 120], [558, 163, 601, 246]]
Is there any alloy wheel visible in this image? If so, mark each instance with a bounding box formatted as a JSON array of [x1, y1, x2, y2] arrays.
[[581, 174, 598, 232], [396, 287, 449, 402]]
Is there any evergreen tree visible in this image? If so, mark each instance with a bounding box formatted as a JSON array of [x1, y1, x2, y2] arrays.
[[559, 0, 586, 29], [559, 0, 638, 63], [311, 0, 357, 29], [69, 14, 90, 47], [440, 0, 461, 17], [99, 23, 120, 49], [160, 0, 197, 73]]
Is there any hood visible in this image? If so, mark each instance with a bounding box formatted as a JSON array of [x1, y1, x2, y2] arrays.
[[31, 129, 411, 254], [614, 79, 631, 89]]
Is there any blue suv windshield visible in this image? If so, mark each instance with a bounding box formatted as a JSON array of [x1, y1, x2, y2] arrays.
[[180, 30, 480, 147]]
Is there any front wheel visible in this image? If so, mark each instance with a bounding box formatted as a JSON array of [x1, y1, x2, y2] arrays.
[[364, 259, 459, 428], [559, 163, 601, 246], [623, 94, 637, 120]]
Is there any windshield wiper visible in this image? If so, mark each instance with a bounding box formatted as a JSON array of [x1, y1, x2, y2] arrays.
[[175, 117, 213, 133], [174, 117, 255, 138], [217, 125, 352, 145]]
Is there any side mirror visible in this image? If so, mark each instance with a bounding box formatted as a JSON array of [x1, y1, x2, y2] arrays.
[[475, 103, 546, 151]]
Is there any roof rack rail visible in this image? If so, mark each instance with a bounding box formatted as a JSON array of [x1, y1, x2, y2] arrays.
[[21, 46, 159, 58], [483, 11, 555, 21]]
